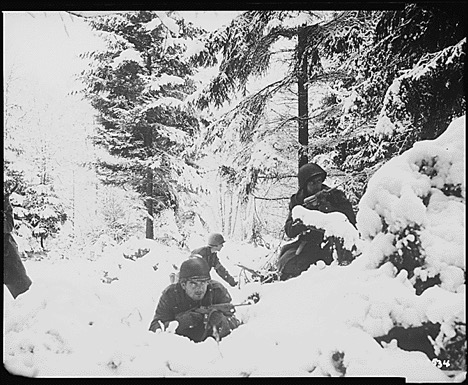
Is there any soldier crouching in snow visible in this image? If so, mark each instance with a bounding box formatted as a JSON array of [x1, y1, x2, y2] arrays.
[[4, 186, 32, 298], [149, 257, 240, 342], [276, 162, 356, 281], [191, 233, 237, 287]]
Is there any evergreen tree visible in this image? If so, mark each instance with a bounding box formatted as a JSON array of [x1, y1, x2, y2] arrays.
[[4, 67, 70, 253], [329, 4, 465, 174], [190, 7, 464, 241], [80, 11, 206, 239], [188, 10, 378, 241]]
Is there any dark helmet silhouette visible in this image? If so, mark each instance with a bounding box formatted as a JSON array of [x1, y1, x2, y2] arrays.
[[208, 233, 225, 247], [179, 257, 211, 281], [298, 163, 327, 189]]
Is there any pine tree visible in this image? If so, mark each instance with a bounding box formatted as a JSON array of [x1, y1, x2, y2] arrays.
[[188, 11, 378, 240], [332, 4, 466, 174], [80, 11, 205, 239]]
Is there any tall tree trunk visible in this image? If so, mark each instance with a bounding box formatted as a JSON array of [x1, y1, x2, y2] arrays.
[[144, 51, 154, 239], [144, 127, 154, 239], [297, 25, 309, 176]]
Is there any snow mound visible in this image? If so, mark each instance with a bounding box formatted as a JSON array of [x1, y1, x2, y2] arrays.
[[357, 115, 465, 293], [3, 117, 465, 380]]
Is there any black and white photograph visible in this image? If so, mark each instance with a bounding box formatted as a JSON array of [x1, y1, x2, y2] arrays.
[[3, 6, 466, 380]]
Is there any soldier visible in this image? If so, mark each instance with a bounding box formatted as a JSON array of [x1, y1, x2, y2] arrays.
[[149, 257, 240, 343], [4, 188, 32, 299], [191, 233, 237, 287], [277, 162, 356, 280]]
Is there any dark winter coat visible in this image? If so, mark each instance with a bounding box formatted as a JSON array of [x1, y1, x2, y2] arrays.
[[191, 246, 237, 287], [4, 195, 32, 299], [277, 163, 356, 280], [149, 279, 240, 342]]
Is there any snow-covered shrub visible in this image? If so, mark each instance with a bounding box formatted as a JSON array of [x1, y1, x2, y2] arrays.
[[357, 116, 465, 369], [357, 116, 465, 292], [98, 186, 145, 243], [11, 185, 68, 253]]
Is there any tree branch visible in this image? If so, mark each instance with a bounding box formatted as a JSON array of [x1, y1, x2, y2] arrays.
[[252, 195, 290, 201]]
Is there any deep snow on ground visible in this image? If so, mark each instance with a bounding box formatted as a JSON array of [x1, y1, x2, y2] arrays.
[[3, 117, 465, 380]]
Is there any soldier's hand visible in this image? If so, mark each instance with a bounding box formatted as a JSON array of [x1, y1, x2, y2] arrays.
[[214, 303, 236, 314], [217, 303, 235, 315], [193, 306, 211, 315], [207, 310, 225, 327], [175, 311, 204, 329], [291, 218, 304, 227]]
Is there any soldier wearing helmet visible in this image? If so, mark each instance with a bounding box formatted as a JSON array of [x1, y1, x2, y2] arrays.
[[276, 162, 356, 280], [191, 233, 237, 287], [149, 257, 240, 342]]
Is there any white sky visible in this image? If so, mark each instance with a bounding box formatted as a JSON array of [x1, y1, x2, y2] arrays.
[[3, 11, 240, 97], [3, 12, 105, 95]]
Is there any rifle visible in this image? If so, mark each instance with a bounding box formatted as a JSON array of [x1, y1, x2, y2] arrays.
[[195, 301, 253, 316], [303, 181, 345, 208], [236, 263, 262, 278]]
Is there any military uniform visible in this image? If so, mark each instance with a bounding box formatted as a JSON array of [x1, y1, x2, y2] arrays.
[[4, 194, 32, 298], [191, 246, 237, 287], [277, 163, 356, 280], [149, 279, 240, 342]]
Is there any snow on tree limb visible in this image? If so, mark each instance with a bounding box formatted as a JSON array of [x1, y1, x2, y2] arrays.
[[375, 38, 466, 138]]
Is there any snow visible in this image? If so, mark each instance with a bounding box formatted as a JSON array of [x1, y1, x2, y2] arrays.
[[142, 17, 161, 31], [110, 48, 143, 69], [4, 121, 464, 381], [155, 11, 180, 36], [3, 12, 465, 380], [5, 143, 465, 379], [358, 116, 465, 294], [4, 243, 459, 380], [145, 97, 185, 109], [375, 115, 397, 137], [376, 39, 465, 137], [292, 205, 360, 250], [148, 74, 185, 92]]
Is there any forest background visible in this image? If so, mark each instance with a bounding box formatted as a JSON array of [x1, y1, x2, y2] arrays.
[[3, 6, 466, 379], [4, 6, 465, 268]]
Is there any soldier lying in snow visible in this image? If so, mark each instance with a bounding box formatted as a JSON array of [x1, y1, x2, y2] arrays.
[[149, 257, 240, 342]]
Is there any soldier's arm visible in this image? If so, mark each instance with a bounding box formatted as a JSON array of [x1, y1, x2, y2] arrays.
[[213, 255, 237, 287], [4, 196, 15, 234], [210, 283, 241, 330], [327, 190, 356, 226], [149, 291, 174, 332], [284, 196, 308, 238]]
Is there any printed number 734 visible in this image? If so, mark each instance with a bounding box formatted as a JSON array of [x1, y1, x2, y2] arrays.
[[432, 359, 450, 368]]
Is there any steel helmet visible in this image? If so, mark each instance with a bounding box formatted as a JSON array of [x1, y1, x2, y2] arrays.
[[179, 257, 211, 281], [298, 163, 327, 189], [207, 233, 225, 247]]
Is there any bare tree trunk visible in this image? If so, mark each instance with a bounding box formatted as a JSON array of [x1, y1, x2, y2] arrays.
[[218, 176, 225, 232], [297, 25, 309, 175], [144, 52, 154, 240], [145, 167, 154, 239], [144, 127, 154, 239]]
